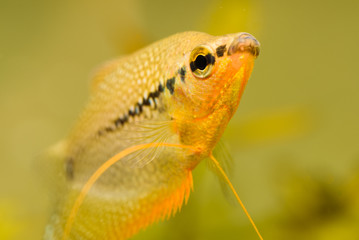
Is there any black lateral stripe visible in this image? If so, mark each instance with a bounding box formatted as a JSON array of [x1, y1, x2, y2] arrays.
[[205, 53, 215, 65], [129, 109, 136, 117], [65, 157, 74, 180], [100, 81, 166, 136], [114, 118, 122, 127], [190, 61, 196, 72], [149, 90, 160, 99], [158, 83, 165, 92], [216, 45, 227, 57], [166, 77, 175, 95], [143, 97, 150, 106], [138, 103, 143, 113], [114, 115, 128, 127], [178, 66, 186, 82], [105, 126, 114, 132]]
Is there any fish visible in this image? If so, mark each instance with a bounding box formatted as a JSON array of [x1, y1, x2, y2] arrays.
[[43, 31, 260, 240]]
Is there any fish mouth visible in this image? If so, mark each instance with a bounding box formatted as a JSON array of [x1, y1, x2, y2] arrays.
[[227, 33, 260, 58]]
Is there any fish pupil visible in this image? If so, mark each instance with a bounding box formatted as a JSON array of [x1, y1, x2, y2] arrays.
[[194, 54, 208, 70]]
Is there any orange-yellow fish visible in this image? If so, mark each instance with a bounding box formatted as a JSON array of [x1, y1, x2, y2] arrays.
[[43, 31, 260, 240]]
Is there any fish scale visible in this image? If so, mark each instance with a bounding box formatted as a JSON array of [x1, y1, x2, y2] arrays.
[[44, 31, 260, 240]]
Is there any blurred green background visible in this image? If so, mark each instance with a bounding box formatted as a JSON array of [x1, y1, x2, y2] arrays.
[[1, 0, 358, 239]]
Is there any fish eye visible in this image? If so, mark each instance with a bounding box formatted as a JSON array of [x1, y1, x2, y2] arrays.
[[194, 55, 207, 70], [189, 45, 215, 79]]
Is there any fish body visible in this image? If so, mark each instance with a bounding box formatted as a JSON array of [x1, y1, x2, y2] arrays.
[[44, 31, 259, 239]]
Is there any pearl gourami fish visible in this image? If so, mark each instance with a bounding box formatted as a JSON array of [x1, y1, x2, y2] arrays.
[[44, 31, 261, 240]]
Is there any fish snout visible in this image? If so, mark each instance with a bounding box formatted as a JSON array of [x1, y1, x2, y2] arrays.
[[228, 33, 260, 58]]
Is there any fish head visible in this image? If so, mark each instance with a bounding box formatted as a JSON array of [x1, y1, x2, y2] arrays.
[[170, 32, 260, 154]]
